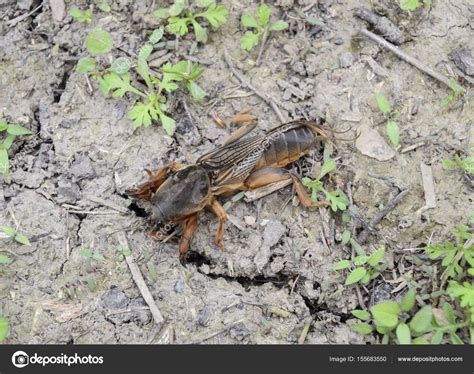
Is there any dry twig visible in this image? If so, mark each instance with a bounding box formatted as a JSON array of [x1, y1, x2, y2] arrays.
[[117, 231, 164, 325]]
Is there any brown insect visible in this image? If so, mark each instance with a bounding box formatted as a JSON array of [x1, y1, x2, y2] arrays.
[[126, 120, 342, 261]]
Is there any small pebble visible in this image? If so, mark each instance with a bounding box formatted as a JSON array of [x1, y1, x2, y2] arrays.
[[333, 37, 344, 45], [339, 52, 354, 68]]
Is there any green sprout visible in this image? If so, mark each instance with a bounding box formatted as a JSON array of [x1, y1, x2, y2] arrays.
[[240, 3, 288, 51], [375, 93, 400, 148], [70, 8, 93, 23], [333, 246, 386, 286], [441, 78, 465, 110], [351, 288, 472, 344], [424, 223, 473, 281], [0, 226, 31, 246], [154, 0, 228, 43], [76, 27, 206, 134], [302, 158, 349, 212], [399, 0, 432, 11], [0, 121, 33, 180], [443, 155, 474, 175], [79, 248, 105, 262], [116, 247, 131, 262]]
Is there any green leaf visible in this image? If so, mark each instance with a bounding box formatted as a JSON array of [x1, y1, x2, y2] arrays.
[[154, 8, 169, 18], [159, 112, 176, 136], [0, 148, 8, 176], [332, 259, 351, 271], [92, 252, 105, 262], [450, 332, 463, 345], [431, 329, 443, 344], [375, 93, 391, 115], [412, 337, 429, 344], [197, 4, 229, 28], [396, 323, 411, 344], [7, 125, 32, 136], [442, 302, 456, 324], [350, 238, 365, 256], [71, 8, 93, 23], [351, 309, 371, 321], [0, 316, 8, 343], [256, 3, 271, 25], [97, 2, 111, 12], [400, 289, 416, 312], [128, 102, 158, 128], [240, 31, 260, 51], [342, 230, 351, 244], [86, 28, 113, 56], [319, 159, 336, 179], [0, 226, 15, 237], [367, 246, 385, 267], [269, 20, 288, 31], [325, 190, 348, 212], [149, 27, 164, 44], [241, 14, 259, 29], [79, 248, 93, 257], [196, 0, 215, 7], [399, 0, 422, 11], [77, 57, 96, 74], [353, 255, 368, 266], [167, 17, 190, 35], [186, 81, 206, 101], [386, 121, 400, 146], [136, 59, 152, 89], [14, 233, 30, 246], [99, 72, 144, 98], [192, 20, 208, 43], [0, 255, 12, 264], [138, 44, 153, 61], [168, 0, 185, 16], [371, 301, 400, 330], [3, 134, 15, 150], [351, 322, 373, 334], [110, 57, 131, 74], [409, 306, 433, 336], [345, 267, 367, 285], [120, 247, 132, 256]]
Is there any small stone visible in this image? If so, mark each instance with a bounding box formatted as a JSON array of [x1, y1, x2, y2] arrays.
[[333, 37, 344, 45], [355, 124, 395, 161], [49, 0, 66, 22], [339, 52, 354, 68], [196, 305, 212, 327], [56, 176, 81, 204], [244, 215, 256, 226], [229, 322, 250, 341], [100, 287, 129, 309], [451, 47, 474, 77], [70, 154, 96, 181], [174, 273, 185, 293], [262, 220, 285, 247]]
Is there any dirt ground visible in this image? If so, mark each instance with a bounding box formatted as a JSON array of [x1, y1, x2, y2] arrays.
[[0, 0, 472, 344]]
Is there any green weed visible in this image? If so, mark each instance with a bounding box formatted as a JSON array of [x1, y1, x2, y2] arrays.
[[240, 4, 288, 51], [0, 121, 33, 180], [77, 27, 206, 134], [333, 246, 386, 285], [302, 158, 349, 212], [441, 78, 465, 110], [399, 0, 432, 11], [0, 226, 30, 246], [443, 155, 474, 175], [155, 0, 228, 43], [375, 93, 400, 148], [0, 316, 8, 343]]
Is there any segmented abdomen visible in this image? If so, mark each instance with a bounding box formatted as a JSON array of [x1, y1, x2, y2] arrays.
[[256, 125, 315, 168]]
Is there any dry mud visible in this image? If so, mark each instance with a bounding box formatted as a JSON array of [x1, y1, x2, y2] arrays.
[[0, 0, 472, 343]]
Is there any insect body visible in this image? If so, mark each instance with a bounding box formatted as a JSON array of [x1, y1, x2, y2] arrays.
[[127, 120, 337, 260]]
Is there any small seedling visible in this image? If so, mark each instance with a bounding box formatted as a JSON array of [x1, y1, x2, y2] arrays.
[[351, 288, 472, 344], [155, 0, 228, 43], [302, 158, 349, 212], [0, 226, 30, 246], [79, 248, 105, 262], [0, 121, 33, 180], [77, 28, 206, 134], [375, 93, 400, 148], [399, 0, 432, 11], [424, 223, 473, 281], [0, 254, 12, 265], [448, 281, 474, 325], [240, 3, 288, 51], [443, 155, 474, 175], [70, 8, 93, 23], [333, 246, 386, 285], [116, 247, 131, 262], [0, 316, 8, 343], [441, 78, 465, 110]]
